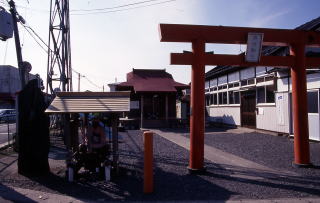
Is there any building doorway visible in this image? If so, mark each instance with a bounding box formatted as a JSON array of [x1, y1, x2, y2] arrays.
[[241, 90, 256, 128]]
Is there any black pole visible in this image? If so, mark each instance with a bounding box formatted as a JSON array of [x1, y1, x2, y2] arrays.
[[8, 0, 26, 88], [7, 119, 10, 146]]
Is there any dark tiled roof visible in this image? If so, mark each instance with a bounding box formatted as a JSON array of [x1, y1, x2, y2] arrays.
[[206, 16, 320, 80], [117, 69, 189, 92]]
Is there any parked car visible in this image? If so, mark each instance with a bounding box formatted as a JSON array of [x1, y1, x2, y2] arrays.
[[0, 109, 16, 123]]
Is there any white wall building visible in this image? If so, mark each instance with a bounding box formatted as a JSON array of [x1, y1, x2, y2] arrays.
[[205, 17, 320, 141]]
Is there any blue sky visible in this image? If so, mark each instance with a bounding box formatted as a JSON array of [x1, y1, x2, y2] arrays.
[[0, 0, 320, 91]]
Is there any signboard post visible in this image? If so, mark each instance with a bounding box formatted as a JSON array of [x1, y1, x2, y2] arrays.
[[245, 33, 264, 62]]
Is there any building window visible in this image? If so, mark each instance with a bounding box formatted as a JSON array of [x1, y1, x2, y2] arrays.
[[256, 77, 264, 83], [213, 93, 217, 105], [234, 92, 240, 104], [205, 94, 211, 106], [223, 92, 228, 104], [257, 85, 275, 103], [229, 91, 240, 104], [266, 85, 275, 103], [265, 75, 274, 82], [229, 91, 234, 104], [218, 92, 227, 105], [257, 86, 265, 103], [256, 75, 274, 83], [228, 82, 240, 88], [205, 81, 209, 89], [308, 91, 319, 113], [218, 85, 227, 90], [240, 78, 255, 87], [248, 78, 255, 85], [241, 80, 247, 86]]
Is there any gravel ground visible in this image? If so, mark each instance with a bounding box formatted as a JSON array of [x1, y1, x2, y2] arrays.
[[0, 129, 320, 201], [178, 127, 320, 177]]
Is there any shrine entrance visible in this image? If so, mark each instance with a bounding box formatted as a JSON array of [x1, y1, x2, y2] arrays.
[[159, 24, 320, 171]]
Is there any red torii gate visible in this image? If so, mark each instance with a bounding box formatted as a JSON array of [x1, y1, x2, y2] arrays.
[[159, 24, 320, 171]]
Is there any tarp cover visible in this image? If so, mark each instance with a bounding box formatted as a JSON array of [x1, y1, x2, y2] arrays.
[[45, 91, 130, 113]]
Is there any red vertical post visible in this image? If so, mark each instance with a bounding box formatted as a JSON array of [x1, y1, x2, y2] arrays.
[[143, 131, 154, 193], [290, 42, 311, 166], [189, 39, 205, 172]]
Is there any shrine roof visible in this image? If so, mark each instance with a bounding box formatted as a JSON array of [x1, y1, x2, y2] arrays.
[[117, 69, 189, 92]]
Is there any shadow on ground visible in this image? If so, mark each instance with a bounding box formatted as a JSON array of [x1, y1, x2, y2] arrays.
[[0, 183, 36, 203]]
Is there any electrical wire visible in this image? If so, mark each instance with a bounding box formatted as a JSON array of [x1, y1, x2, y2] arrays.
[[72, 68, 80, 75], [10, 0, 177, 15], [24, 25, 51, 51], [6, 0, 178, 14], [83, 76, 103, 89], [72, 68, 103, 90], [71, 0, 176, 15], [71, 0, 173, 12], [18, 21, 55, 55], [20, 23, 48, 53]]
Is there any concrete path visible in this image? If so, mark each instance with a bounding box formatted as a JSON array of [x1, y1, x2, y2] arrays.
[[152, 129, 297, 177], [1, 185, 320, 203], [0, 186, 87, 203]]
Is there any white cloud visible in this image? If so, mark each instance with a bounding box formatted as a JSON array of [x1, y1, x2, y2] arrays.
[[249, 8, 291, 27]]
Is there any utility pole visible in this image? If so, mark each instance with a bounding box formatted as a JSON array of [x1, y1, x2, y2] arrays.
[[78, 73, 80, 92], [8, 0, 26, 157], [8, 0, 26, 88], [77, 72, 84, 92]]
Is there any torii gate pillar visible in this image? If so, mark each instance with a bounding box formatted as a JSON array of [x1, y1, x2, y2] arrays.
[[290, 43, 310, 165], [189, 40, 206, 171]]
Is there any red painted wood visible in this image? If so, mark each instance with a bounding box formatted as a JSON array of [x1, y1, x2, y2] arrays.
[[290, 43, 310, 165], [189, 40, 205, 170], [144, 131, 154, 193], [171, 53, 320, 67], [159, 24, 320, 46]]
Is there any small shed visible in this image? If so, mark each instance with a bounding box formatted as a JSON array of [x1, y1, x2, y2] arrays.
[[46, 91, 131, 173]]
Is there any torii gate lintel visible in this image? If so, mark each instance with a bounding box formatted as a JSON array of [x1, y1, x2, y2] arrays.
[[160, 23, 320, 171]]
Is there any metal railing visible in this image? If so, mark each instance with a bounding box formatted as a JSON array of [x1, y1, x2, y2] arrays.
[[0, 115, 17, 150]]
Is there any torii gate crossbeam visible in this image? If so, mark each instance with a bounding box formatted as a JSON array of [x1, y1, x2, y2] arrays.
[[159, 24, 320, 171]]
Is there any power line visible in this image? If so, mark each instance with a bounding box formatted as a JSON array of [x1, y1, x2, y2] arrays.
[[19, 23, 48, 53], [3, 0, 177, 15], [71, 0, 171, 12], [71, 68, 80, 75], [71, 0, 176, 15], [72, 68, 103, 90], [24, 25, 51, 51], [84, 76, 103, 89]]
